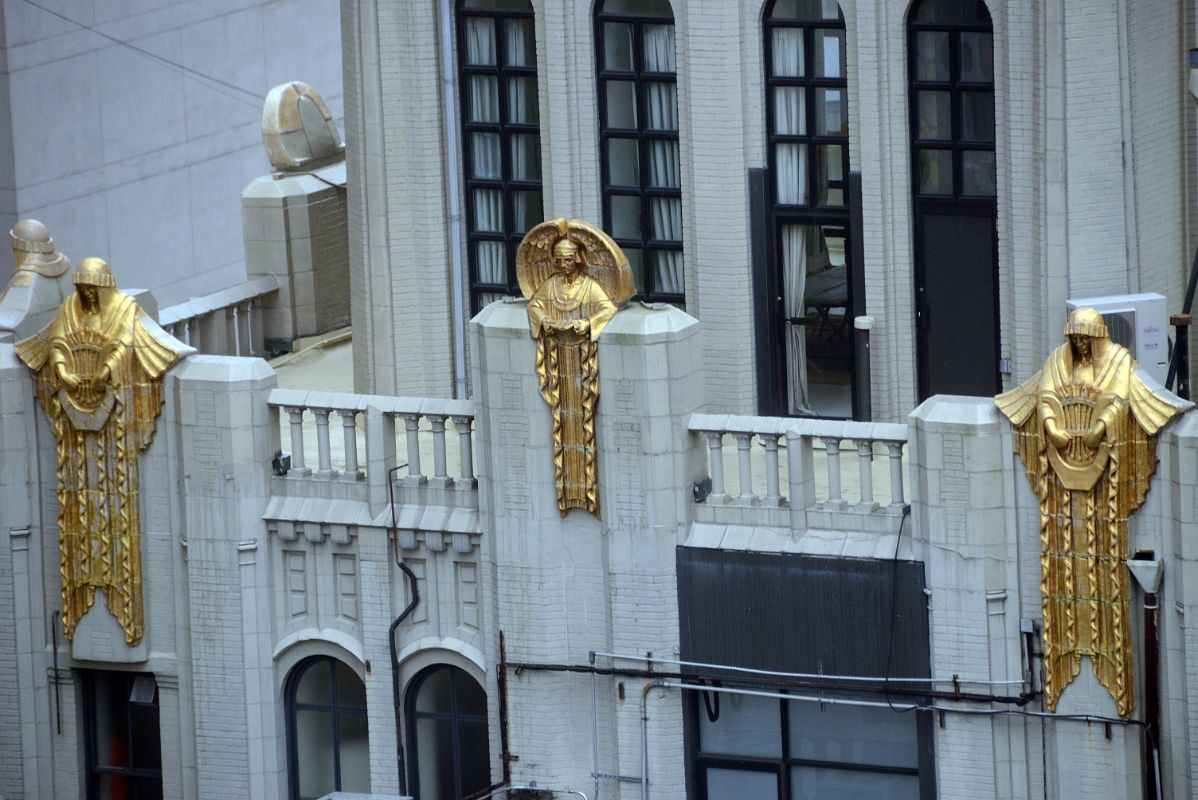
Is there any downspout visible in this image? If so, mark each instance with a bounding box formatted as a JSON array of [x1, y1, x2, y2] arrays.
[[439, 0, 469, 399], [388, 466, 420, 796]]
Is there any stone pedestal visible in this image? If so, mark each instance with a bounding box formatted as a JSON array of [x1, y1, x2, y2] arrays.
[[471, 299, 703, 799]]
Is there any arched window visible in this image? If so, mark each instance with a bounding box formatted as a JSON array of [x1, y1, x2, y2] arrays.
[[406, 664, 490, 800], [763, 0, 855, 418], [907, 0, 999, 398], [457, 0, 542, 313], [595, 0, 684, 304], [286, 656, 371, 800]]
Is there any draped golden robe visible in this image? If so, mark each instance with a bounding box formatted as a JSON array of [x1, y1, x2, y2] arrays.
[[997, 336, 1181, 716], [15, 289, 179, 644], [527, 273, 617, 516]]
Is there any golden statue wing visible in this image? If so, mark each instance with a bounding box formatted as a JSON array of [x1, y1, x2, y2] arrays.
[[565, 219, 634, 307], [1128, 369, 1188, 436], [996, 371, 1042, 486], [14, 330, 51, 371], [517, 219, 567, 300]]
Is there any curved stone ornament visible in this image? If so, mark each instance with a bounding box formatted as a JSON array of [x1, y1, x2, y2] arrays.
[[996, 308, 1187, 716], [517, 218, 633, 517], [14, 258, 184, 645]]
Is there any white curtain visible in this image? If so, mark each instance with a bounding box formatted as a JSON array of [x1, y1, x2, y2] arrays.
[[651, 198, 683, 295], [469, 76, 499, 123], [646, 83, 678, 131], [783, 224, 812, 415], [508, 77, 536, 124], [772, 28, 803, 77], [465, 18, 496, 65], [512, 191, 542, 234], [472, 133, 501, 179], [643, 24, 676, 72], [775, 143, 807, 205], [474, 189, 503, 233], [505, 18, 529, 67], [774, 86, 805, 136], [655, 252, 684, 294], [510, 134, 538, 181], [477, 242, 505, 285], [647, 141, 679, 188]]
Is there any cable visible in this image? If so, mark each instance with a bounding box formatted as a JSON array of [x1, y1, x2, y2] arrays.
[[20, 0, 264, 109], [883, 507, 916, 713]]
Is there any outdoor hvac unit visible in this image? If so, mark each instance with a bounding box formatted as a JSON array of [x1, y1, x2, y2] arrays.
[[1066, 293, 1168, 385]]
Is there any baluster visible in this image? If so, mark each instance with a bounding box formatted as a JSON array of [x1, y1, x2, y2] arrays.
[[453, 415, 475, 482], [762, 434, 782, 506], [429, 415, 450, 486], [821, 437, 845, 508], [284, 406, 308, 474], [187, 319, 199, 351], [401, 414, 425, 484], [231, 304, 242, 356], [887, 442, 906, 508], [705, 432, 726, 499], [339, 409, 361, 479], [787, 431, 815, 531], [734, 433, 754, 501], [312, 409, 335, 476], [855, 439, 877, 511]]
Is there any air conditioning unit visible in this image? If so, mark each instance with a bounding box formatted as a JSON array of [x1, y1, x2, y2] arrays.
[[1066, 293, 1168, 385]]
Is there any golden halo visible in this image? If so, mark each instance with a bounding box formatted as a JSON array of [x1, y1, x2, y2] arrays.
[[516, 218, 635, 307]]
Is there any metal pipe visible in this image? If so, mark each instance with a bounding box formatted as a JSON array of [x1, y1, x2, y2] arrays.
[[641, 680, 669, 800], [589, 651, 600, 800], [1143, 591, 1162, 800], [593, 651, 1026, 687], [439, 0, 469, 399], [388, 465, 420, 796]]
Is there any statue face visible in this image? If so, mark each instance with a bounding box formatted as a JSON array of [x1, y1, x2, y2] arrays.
[[554, 247, 581, 276], [79, 285, 100, 312], [1069, 334, 1092, 360]]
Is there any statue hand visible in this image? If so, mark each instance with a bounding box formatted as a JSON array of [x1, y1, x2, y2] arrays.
[[1083, 420, 1106, 450], [571, 319, 588, 334], [1044, 418, 1070, 450]]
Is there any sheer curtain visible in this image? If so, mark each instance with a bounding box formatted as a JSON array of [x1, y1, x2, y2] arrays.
[[652, 196, 684, 293], [505, 18, 529, 66], [465, 17, 496, 65], [782, 225, 812, 415], [771, 28, 803, 76], [472, 133, 501, 179], [643, 24, 676, 72], [772, 34, 807, 205], [475, 189, 505, 284]]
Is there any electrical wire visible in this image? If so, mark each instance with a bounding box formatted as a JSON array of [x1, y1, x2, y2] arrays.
[[20, 0, 264, 110]]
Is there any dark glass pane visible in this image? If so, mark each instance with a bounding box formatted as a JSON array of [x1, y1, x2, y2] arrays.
[[600, 0, 674, 16], [912, 0, 991, 24], [959, 31, 994, 81], [93, 675, 129, 768], [917, 90, 951, 140], [415, 668, 453, 713], [415, 717, 455, 800], [962, 150, 996, 195], [915, 31, 950, 81], [768, 0, 841, 20], [334, 661, 367, 709], [463, 17, 496, 66], [460, 721, 492, 795], [788, 698, 920, 768], [295, 660, 332, 706], [296, 708, 336, 799], [644, 82, 678, 130], [338, 713, 371, 792], [510, 133, 541, 181], [470, 133, 501, 179], [698, 693, 782, 757], [773, 86, 805, 135], [603, 22, 635, 70], [918, 149, 953, 194], [816, 88, 846, 136], [605, 80, 638, 128], [624, 247, 645, 292], [961, 91, 994, 141], [607, 138, 640, 186], [507, 76, 539, 124], [463, 0, 532, 9], [476, 290, 507, 308], [813, 28, 844, 78], [468, 75, 500, 123], [611, 195, 641, 239], [130, 703, 162, 769], [455, 671, 488, 716], [791, 766, 920, 800], [98, 776, 163, 800], [707, 767, 779, 800], [512, 190, 544, 233], [503, 18, 536, 67], [817, 144, 845, 206], [771, 28, 804, 77]]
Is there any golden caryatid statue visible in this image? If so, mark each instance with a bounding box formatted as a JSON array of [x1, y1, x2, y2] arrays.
[[997, 308, 1185, 716], [15, 258, 182, 645], [517, 218, 634, 517]]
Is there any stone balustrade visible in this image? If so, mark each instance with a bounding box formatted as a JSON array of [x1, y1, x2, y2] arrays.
[[689, 413, 908, 532], [159, 275, 279, 357]]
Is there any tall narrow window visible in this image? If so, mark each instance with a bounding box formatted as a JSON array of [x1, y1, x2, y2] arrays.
[[286, 656, 371, 800], [407, 665, 490, 800], [764, 0, 853, 418], [457, 0, 543, 314], [82, 671, 163, 800], [908, 0, 999, 399], [596, 0, 684, 303]]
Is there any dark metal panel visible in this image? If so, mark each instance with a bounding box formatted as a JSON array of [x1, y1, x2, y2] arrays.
[[676, 547, 931, 680], [750, 167, 784, 417]]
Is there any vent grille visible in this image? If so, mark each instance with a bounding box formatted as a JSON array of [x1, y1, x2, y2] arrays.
[[1101, 311, 1135, 350]]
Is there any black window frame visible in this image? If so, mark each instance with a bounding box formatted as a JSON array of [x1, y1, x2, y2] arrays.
[[285, 655, 370, 800], [595, 1, 685, 305], [81, 670, 163, 800], [405, 664, 491, 800], [762, 0, 857, 419], [456, 0, 543, 315]]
